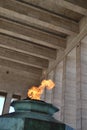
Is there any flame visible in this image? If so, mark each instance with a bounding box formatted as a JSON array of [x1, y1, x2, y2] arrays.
[[27, 79, 55, 100]]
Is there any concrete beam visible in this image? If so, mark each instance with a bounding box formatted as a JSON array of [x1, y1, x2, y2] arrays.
[[65, 0, 87, 9], [0, 34, 57, 60], [0, 18, 66, 49], [0, 0, 79, 35], [0, 46, 49, 69], [58, 0, 87, 16], [0, 57, 42, 76], [24, 0, 87, 16]]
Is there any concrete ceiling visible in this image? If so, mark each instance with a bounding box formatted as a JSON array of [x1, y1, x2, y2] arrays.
[[0, 0, 87, 86]]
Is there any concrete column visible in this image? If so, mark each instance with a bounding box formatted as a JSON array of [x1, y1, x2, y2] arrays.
[[45, 70, 54, 103], [53, 61, 63, 120], [61, 57, 67, 122], [81, 41, 87, 130], [3, 93, 12, 114], [40, 69, 47, 101], [41, 89, 46, 101], [64, 48, 76, 128], [76, 44, 82, 130]]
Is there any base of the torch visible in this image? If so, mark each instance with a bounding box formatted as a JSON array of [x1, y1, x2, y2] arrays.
[[10, 98, 59, 116]]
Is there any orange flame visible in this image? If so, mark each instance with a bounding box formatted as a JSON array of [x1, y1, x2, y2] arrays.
[[27, 79, 55, 100]]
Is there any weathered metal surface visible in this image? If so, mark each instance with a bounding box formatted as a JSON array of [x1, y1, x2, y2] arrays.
[[11, 99, 59, 115], [0, 118, 24, 130], [0, 99, 75, 130]]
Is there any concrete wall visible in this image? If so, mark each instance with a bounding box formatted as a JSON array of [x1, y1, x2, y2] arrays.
[[0, 66, 40, 114], [81, 41, 87, 130], [46, 43, 87, 130]]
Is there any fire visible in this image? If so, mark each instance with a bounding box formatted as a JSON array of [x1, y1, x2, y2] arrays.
[[27, 79, 55, 100]]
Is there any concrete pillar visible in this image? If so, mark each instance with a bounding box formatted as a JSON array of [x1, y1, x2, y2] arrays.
[[3, 93, 12, 114], [61, 58, 67, 122], [45, 70, 55, 103], [53, 61, 63, 120], [81, 41, 87, 130], [64, 48, 76, 128], [40, 69, 47, 101], [76, 44, 82, 130]]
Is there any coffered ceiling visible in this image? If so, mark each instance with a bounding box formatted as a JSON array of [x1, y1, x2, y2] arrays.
[[0, 0, 87, 86]]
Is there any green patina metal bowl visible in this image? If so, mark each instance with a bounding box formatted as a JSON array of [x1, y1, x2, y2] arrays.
[[0, 99, 74, 130], [11, 98, 59, 115]]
